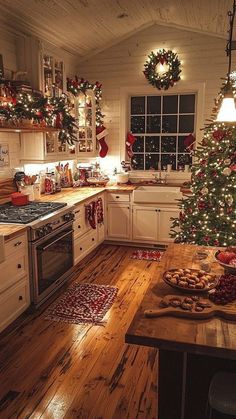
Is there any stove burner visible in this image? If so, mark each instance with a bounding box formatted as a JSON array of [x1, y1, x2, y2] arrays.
[[0, 201, 67, 224]]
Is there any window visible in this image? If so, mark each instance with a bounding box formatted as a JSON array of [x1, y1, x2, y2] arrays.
[[130, 94, 195, 170]]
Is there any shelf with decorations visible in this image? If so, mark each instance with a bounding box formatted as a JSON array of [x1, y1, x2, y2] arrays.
[[42, 53, 64, 98]]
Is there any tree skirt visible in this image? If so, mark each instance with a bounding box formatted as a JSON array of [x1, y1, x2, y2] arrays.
[[130, 249, 164, 261], [44, 283, 118, 325]]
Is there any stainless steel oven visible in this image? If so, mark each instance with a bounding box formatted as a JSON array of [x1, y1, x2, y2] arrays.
[[29, 210, 74, 307]]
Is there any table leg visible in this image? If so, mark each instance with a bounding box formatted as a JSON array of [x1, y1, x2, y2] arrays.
[[158, 349, 186, 419]]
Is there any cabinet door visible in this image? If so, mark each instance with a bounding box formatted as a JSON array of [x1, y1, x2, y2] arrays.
[[107, 204, 130, 240], [20, 132, 45, 161], [133, 206, 158, 242], [75, 90, 96, 157], [158, 208, 179, 243]]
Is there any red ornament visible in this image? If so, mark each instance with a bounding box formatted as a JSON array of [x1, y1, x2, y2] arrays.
[[213, 129, 227, 141], [230, 164, 236, 171], [203, 236, 210, 242], [198, 200, 206, 210], [213, 239, 219, 246]]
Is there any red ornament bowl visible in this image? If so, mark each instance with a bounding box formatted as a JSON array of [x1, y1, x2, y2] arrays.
[[215, 250, 236, 275]]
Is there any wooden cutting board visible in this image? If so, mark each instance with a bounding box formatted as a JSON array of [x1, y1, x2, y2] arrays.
[[144, 294, 236, 320]]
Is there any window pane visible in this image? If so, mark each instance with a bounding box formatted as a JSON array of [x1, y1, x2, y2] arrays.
[[178, 135, 190, 152], [161, 154, 176, 170], [162, 115, 177, 133], [131, 97, 145, 114], [131, 154, 144, 170], [179, 115, 194, 133], [163, 95, 178, 114], [145, 136, 160, 152], [161, 136, 176, 153], [177, 153, 192, 168], [132, 136, 144, 152], [131, 116, 145, 133], [180, 95, 195, 113], [147, 96, 161, 114], [145, 154, 159, 170], [147, 115, 161, 133]]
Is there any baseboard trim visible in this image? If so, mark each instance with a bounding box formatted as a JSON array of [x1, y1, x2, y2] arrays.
[[104, 240, 167, 249]]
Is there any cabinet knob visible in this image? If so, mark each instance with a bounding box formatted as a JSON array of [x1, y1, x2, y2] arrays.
[[80, 247, 83, 251], [78, 225, 81, 229], [14, 241, 22, 247], [127, 206, 130, 209], [155, 209, 158, 212], [92, 238, 95, 241], [116, 196, 120, 199], [159, 209, 161, 212], [17, 264, 22, 269], [19, 295, 23, 301]]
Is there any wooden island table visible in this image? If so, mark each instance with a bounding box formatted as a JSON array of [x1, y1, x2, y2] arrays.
[[125, 244, 236, 419]]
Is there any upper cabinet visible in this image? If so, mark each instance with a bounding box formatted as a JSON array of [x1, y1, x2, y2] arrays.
[[42, 53, 65, 97], [73, 90, 96, 157]]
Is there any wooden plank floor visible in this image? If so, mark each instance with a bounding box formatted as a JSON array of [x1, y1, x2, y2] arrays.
[[0, 245, 159, 419]]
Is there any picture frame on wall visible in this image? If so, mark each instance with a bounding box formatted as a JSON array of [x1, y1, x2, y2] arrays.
[[0, 143, 9, 167]]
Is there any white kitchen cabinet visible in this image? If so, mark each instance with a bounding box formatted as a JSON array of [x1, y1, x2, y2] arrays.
[[42, 52, 65, 97], [20, 131, 75, 162], [107, 203, 131, 240], [132, 206, 159, 242], [73, 89, 96, 157], [158, 208, 179, 243], [132, 205, 179, 244], [73, 193, 105, 265], [0, 231, 30, 333]]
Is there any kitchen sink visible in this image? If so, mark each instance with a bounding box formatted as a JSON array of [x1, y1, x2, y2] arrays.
[[133, 185, 182, 203]]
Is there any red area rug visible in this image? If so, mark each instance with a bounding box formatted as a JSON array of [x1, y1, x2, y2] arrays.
[[44, 283, 118, 325], [130, 249, 164, 261]]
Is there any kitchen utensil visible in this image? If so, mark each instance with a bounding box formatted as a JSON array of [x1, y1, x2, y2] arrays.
[[144, 294, 236, 320], [11, 192, 29, 206], [163, 268, 218, 293]]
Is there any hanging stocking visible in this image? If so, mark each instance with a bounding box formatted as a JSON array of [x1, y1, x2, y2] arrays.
[[96, 197, 104, 224], [184, 133, 196, 151], [96, 125, 109, 158], [126, 132, 136, 158], [85, 201, 97, 229]]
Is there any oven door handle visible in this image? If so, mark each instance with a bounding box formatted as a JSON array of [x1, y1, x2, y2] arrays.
[[38, 230, 73, 251]]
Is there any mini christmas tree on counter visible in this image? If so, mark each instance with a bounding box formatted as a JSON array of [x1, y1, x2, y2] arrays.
[[171, 124, 236, 247]]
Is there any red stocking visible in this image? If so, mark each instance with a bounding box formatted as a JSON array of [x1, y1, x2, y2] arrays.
[[126, 132, 136, 158], [96, 125, 109, 158]]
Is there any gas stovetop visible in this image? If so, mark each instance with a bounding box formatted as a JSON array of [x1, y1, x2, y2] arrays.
[[0, 201, 67, 224]]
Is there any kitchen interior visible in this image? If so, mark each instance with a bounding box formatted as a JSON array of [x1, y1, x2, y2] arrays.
[[1, 1, 236, 418]]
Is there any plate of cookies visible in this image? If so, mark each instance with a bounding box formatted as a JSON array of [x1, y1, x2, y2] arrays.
[[163, 268, 218, 293]]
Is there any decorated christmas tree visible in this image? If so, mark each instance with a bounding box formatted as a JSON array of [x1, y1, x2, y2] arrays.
[[171, 123, 236, 247]]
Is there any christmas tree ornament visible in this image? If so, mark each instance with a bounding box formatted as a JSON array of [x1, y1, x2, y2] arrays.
[[224, 158, 231, 165], [222, 167, 232, 176], [201, 187, 208, 195], [143, 49, 181, 90], [96, 125, 109, 158], [226, 195, 234, 206]]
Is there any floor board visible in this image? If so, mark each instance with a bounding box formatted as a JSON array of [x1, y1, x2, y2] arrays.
[[0, 245, 158, 419]]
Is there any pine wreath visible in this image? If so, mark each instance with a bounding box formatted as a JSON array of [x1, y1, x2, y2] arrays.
[[143, 49, 181, 90]]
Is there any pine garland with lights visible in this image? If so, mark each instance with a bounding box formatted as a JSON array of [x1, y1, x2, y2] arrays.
[[66, 77, 105, 127], [143, 49, 181, 90], [0, 93, 77, 144], [171, 124, 236, 247]]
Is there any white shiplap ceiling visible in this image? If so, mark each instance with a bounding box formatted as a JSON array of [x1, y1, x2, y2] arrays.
[[0, 0, 234, 58]]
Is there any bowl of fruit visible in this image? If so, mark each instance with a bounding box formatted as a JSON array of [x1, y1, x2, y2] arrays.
[[215, 248, 236, 274]]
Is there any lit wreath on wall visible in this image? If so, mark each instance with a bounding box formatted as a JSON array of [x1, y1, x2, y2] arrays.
[[143, 49, 181, 90]]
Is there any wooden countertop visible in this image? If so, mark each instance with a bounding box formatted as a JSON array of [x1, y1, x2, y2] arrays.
[[0, 185, 135, 239], [125, 243, 236, 360]]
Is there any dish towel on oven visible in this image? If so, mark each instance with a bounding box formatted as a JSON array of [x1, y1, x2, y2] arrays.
[[85, 201, 97, 229]]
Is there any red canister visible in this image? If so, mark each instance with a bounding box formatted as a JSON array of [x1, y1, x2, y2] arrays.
[[11, 192, 29, 206]]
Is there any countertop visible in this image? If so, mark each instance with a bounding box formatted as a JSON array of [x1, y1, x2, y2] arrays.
[[0, 185, 136, 239], [125, 243, 236, 360]]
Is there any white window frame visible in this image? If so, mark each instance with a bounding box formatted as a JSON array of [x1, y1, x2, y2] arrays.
[[120, 82, 205, 176]]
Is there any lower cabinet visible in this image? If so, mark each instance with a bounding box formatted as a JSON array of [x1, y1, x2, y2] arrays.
[[74, 229, 97, 265], [132, 205, 179, 243], [0, 231, 30, 333], [107, 203, 131, 240]]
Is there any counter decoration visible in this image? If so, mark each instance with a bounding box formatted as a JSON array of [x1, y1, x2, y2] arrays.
[[143, 49, 181, 90]]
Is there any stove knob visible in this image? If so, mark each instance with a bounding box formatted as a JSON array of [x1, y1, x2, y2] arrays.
[[64, 212, 74, 222], [37, 227, 45, 238], [46, 223, 53, 233]]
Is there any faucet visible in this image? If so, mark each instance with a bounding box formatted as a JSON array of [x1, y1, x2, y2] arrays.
[[153, 171, 168, 184]]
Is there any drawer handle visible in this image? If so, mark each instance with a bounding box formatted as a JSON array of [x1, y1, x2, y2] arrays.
[[116, 196, 120, 198], [19, 295, 23, 301], [80, 247, 83, 251], [92, 238, 95, 242], [17, 264, 22, 269], [14, 241, 22, 247], [78, 225, 81, 229], [74, 209, 80, 214]]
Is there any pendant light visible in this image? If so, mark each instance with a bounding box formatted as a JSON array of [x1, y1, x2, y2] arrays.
[[216, 0, 236, 122]]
